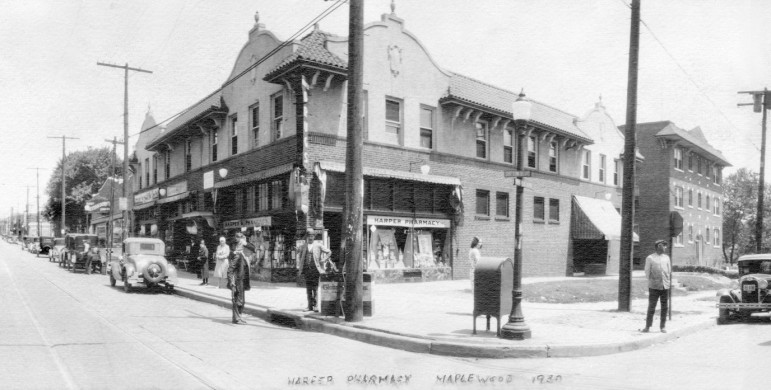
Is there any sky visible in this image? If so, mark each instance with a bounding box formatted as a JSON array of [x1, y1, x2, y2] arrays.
[[0, 0, 769, 219]]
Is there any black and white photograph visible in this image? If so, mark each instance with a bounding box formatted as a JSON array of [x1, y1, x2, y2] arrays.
[[0, 0, 769, 389]]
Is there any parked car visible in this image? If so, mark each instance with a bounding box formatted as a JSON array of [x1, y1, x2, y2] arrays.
[[50, 238, 66, 263], [37, 236, 55, 258], [62, 234, 100, 273], [108, 237, 177, 293], [716, 254, 771, 324], [27, 236, 41, 253]]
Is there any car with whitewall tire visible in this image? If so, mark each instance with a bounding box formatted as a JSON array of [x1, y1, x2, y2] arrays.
[[716, 254, 771, 324], [108, 238, 177, 293]]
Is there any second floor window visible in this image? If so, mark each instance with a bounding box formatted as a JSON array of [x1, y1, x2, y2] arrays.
[[548, 141, 558, 173], [599, 154, 606, 183], [706, 195, 711, 211], [246, 185, 255, 213], [534, 196, 545, 221], [582, 150, 591, 180], [504, 128, 514, 164], [270, 179, 284, 210], [674, 186, 683, 208], [527, 135, 537, 168], [688, 153, 693, 171], [475, 121, 487, 159], [419, 106, 433, 149], [496, 192, 509, 217], [697, 192, 702, 209], [715, 198, 720, 215], [696, 156, 702, 175], [211, 129, 218, 162], [165, 151, 170, 178], [273, 94, 284, 141], [613, 160, 619, 186], [674, 147, 683, 170], [231, 116, 238, 156], [185, 140, 192, 172], [251, 103, 260, 148], [385, 99, 401, 135], [713, 166, 720, 184], [476, 189, 490, 216], [688, 188, 693, 207], [144, 158, 149, 188], [152, 155, 158, 184], [258, 182, 269, 211]]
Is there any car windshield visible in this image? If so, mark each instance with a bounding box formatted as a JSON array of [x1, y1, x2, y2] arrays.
[[739, 260, 771, 276]]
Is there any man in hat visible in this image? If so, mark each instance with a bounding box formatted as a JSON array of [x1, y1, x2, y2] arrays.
[[296, 228, 329, 311], [641, 239, 672, 333], [227, 232, 258, 324]]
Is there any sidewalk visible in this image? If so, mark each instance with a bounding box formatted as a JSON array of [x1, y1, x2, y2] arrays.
[[171, 269, 718, 359]]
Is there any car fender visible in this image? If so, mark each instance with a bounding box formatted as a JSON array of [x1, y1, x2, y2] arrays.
[[165, 264, 178, 285], [124, 264, 139, 283], [716, 289, 736, 302]]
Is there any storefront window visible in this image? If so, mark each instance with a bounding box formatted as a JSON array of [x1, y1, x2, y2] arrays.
[[365, 216, 450, 270]]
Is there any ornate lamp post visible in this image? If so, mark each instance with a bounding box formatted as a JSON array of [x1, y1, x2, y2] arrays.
[[501, 90, 532, 340]]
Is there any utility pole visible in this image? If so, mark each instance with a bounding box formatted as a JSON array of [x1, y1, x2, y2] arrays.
[[341, 0, 365, 322], [27, 167, 45, 237], [105, 137, 123, 258], [738, 88, 769, 253], [48, 135, 79, 237], [25, 185, 30, 236], [619, 0, 641, 312], [97, 61, 153, 241]]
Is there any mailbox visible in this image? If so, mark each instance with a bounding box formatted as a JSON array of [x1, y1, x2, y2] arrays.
[[473, 257, 514, 336]]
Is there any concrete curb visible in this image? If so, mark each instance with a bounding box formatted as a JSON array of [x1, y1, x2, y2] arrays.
[[173, 286, 716, 359]]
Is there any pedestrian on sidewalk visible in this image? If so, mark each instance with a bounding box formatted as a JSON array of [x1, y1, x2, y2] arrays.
[[469, 236, 482, 291], [641, 239, 672, 333], [83, 240, 93, 274], [227, 232, 252, 324], [297, 229, 328, 312], [198, 239, 210, 286], [214, 236, 230, 289]]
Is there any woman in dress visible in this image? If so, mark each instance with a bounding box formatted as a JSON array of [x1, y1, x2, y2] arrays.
[[214, 236, 231, 288], [469, 236, 482, 292]]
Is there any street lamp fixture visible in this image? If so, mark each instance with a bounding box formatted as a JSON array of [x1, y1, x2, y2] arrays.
[[219, 168, 229, 179], [500, 89, 532, 340], [159, 188, 167, 197]]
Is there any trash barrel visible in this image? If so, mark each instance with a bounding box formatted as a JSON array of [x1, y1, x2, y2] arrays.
[[363, 272, 373, 317], [319, 272, 343, 316], [473, 257, 514, 336]]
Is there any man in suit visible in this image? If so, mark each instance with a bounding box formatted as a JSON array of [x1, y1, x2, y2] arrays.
[[296, 229, 330, 312], [227, 232, 259, 324]]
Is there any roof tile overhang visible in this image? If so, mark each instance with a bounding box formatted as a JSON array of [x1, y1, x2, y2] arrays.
[[263, 30, 348, 84], [440, 74, 593, 145], [147, 92, 228, 151], [655, 129, 731, 167]]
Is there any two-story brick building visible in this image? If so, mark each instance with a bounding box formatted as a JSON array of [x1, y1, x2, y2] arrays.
[[129, 8, 641, 282], [629, 121, 730, 267]]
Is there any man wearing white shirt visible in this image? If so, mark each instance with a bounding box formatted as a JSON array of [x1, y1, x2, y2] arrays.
[[641, 239, 671, 333]]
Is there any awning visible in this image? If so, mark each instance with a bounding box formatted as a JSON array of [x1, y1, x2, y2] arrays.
[[318, 161, 461, 186], [214, 163, 294, 189], [157, 191, 189, 204], [167, 211, 215, 228], [571, 195, 639, 241]]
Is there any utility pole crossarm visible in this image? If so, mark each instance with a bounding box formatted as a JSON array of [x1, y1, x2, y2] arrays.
[[96, 62, 153, 74]]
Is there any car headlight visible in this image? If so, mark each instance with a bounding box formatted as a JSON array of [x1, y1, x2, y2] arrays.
[[759, 279, 769, 289]]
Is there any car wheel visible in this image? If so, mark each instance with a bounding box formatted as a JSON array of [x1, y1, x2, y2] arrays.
[[717, 308, 730, 325], [143, 262, 166, 284], [110, 274, 116, 287]]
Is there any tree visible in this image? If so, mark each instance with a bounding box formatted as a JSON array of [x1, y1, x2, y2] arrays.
[[722, 168, 771, 263], [44, 147, 122, 233]]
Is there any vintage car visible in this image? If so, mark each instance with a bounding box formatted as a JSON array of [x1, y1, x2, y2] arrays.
[[716, 254, 771, 324], [27, 236, 41, 253], [49, 238, 66, 263], [108, 237, 177, 293], [36, 236, 55, 257], [62, 234, 100, 273]]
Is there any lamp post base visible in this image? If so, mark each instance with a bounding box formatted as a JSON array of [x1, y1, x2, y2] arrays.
[[500, 321, 531, 340]]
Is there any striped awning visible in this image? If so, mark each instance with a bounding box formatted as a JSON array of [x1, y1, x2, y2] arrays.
[[317, 161, 461, 186], [571, 195, 638, 241]]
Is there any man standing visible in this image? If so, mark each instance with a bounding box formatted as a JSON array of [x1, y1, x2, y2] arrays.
[[198, 239, 209, 286], [296, 229, 329, 312], [641, 239, 672, 333], [227, 233, 256, 324]]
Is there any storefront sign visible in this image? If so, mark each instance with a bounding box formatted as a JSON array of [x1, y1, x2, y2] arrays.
[[222, 217, 273, 229], [166, 181, 188, 197], [203, 171, 214, 189], [366, 216, 450, 229], [134, 188, 159, 205]]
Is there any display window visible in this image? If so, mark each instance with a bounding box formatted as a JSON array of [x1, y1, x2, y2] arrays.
[[365, 215, 451, 270], [221, 217, 296, 269]]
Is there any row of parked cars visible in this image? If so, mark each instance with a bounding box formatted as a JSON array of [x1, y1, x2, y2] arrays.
[[21, 234, 179, 293]]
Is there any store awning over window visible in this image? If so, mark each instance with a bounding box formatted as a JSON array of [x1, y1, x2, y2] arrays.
[[317, 161, 461, 186], [571, 195, 638, 241]]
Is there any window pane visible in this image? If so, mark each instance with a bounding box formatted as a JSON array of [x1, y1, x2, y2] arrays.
[[476, 141, 486, 159], [534, 197, 545, 220], [420, 129, 432, 148], [420, 107, 433, 129], [274, 95, 283, 117], [549, 198, 559, 221], [386, 100, 400, 122], [504, 129, 512, 145], [496, 192, 509, 217], [476, 190, 489, 215]]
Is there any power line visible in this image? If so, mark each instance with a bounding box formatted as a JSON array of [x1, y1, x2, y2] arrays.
[[128, 0, 348, 139]]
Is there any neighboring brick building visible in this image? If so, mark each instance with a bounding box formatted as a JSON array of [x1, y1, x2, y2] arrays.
[[628, 121, 730, 267], [129, 8, 641, 282]]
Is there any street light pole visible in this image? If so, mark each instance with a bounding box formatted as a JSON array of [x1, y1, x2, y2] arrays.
[[738, 88, 768, 253], [501, 90, 532, 340]]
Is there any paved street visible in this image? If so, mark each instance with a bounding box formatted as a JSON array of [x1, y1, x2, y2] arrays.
[[2, 241, 768, 390]]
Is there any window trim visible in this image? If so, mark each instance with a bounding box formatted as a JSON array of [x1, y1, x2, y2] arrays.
[[527, 135, 538, 169], [250, 102, 260, 149], [185, 139, 192, 173], [548, 141, 558, 173], [582, 150, 591, 180], [533, 196, 545, 222], [419, 104, 434, 149], [230, 115, 238, 156], [599, 154, 606, 183], [495, 191, 509, 218], [211, 129, 218, 163], [385, 97, 402, 136], [548, 198, 560, 224], [475, 189, 490, 216], [503, 127, 514, 164], [272, 92, 284, 142], [674, 186, 684, 209], [674, 147, 683, 171], [475, 120, 488, 159]]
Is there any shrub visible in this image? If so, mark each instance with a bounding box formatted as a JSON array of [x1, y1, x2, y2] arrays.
[[673, 264, 739, 279]]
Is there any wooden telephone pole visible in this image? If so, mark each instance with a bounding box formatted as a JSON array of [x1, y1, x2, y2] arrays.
[[738, 88, 769, 253], [97, 62, 152, 240], [48, 135, 79, 236]]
